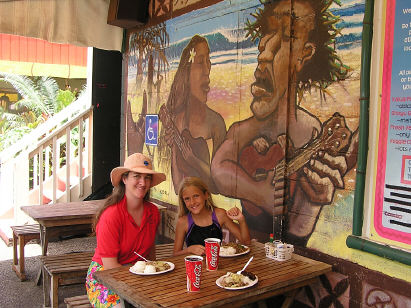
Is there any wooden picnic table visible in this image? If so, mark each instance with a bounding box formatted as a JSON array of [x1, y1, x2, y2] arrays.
[[21, 199, 167, 256], [21, 199, 105, 256], [93, 241, 332, 308], [21, 198, 168, 300]]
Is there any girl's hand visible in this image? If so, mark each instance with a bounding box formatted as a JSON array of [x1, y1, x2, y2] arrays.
[[227, 207, 244, 221], [187, 245, 205, 255]]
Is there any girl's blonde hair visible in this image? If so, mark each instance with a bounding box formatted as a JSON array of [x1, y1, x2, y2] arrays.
[[178, 177, 216, 217]]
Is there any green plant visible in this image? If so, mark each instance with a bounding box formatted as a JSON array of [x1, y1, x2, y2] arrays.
[[56, 89, 76, 112], [0, 73, 81, 151]]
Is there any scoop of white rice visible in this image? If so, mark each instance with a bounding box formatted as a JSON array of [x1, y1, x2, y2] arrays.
[[130, 261, 146, 273], [136, 261, 147, 270], [144, 265, 157, 274], [220, 246, 236, 256]]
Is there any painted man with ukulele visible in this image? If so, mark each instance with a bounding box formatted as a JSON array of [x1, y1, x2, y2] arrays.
[[211, 0, 358, 245]]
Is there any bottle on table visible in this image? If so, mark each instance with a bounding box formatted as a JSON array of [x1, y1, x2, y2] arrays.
[[265, 233, 276, 259]]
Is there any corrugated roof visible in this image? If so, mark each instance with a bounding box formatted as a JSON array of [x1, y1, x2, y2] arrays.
[[0, 33, 87, 66]]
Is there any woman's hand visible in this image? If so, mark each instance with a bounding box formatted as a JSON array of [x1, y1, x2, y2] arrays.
[[226, 207, 245, 222], [187, 245, 205, 255]]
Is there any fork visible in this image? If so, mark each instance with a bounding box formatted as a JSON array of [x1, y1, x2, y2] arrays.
[[237, 256, 253, 274], [134, 251, 149, 262]]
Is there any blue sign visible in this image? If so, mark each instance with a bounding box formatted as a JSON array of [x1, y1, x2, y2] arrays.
[[145, 115, 158, 146]]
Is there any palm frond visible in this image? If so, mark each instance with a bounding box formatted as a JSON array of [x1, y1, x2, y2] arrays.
[[36, 76, 59, 115], [0, 126, 32, 151], [0, 73, 46, 116], [1, 111, 25, 126]]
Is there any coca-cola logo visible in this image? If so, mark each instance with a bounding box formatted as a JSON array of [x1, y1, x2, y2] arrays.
[[193, 264, 201, 288], [210, 245, 218, 267]]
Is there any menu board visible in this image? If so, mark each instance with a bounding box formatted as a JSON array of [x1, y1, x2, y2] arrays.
[[374, 0, 411, 245]]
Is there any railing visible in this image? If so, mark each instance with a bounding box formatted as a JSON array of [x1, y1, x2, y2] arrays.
[[0, 94, 93, 226]]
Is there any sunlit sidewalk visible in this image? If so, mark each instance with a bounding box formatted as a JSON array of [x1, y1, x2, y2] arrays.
[[0, 236, 96, 307], [1, 236, 96, 261], [0, 239, 42, 262]]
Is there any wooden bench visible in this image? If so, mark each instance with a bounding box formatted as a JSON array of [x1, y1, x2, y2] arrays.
[[156, 243, 174, 260], [11, 224, 40, 281], [64, 294, 91, 308], [40, 251, 93, 308], [56, 244, 173, 308]]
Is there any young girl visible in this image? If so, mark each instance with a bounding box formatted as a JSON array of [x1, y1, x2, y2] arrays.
[[173, 176, 251, 256]]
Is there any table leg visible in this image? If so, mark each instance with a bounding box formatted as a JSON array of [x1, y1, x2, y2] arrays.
[[18, 235, 26, 280], [12, 232, 18, 266], [36, 225, 48, 285], [42, 267, 51, 307], [41, 226, 49, 256], [50, 274, 59, 308], [36, 267, 42, 286], [120, 299, 134, 308], [281, 289, 298, 308]]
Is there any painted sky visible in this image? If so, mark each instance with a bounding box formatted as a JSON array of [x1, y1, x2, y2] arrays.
[[168, 0, 365, 43], [128, 0, 365, 78]]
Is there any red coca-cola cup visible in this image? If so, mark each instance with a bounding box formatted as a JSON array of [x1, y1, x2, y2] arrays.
[[204, 238, 221, 271], [184, 255, 203, 292]]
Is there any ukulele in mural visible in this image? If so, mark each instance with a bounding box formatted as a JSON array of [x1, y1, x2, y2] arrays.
[[239, 112, 352, 215], [158, 104, 210, 180]]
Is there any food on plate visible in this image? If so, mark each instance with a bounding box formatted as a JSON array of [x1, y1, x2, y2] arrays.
[[144, 265, 157, 274], [133, 261, 147, 272], [153, 261, 172, 272], [240, 271, 256, 281], [220, 272, 256, 288], [220, 242, 248, 256], [220, 246, 236, 256], [130, 261, 171, 273]]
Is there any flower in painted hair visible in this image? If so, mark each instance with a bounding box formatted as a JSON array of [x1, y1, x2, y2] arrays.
[[189, 48, 196, 63]]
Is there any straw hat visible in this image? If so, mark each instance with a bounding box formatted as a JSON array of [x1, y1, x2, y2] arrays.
[[110, 153, 166, 187]]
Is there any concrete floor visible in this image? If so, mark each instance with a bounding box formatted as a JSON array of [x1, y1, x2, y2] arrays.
[[0, 236, 96, 308]]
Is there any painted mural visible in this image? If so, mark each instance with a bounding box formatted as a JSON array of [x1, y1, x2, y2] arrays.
[[210, 0, 359, 246], [126, 0, 411, 306], [127, 0, 361, 245]]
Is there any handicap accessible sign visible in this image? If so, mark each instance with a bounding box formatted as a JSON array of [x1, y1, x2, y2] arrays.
[[145, 115, 158, 146]]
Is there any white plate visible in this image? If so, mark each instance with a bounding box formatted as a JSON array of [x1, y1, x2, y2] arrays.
[[129, 262, 175, 275], [219, 245, 250, 257], [216, 273, 258, 290]]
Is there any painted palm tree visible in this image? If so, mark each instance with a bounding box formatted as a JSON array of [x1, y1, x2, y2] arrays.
[[129, 22, 170, 111]]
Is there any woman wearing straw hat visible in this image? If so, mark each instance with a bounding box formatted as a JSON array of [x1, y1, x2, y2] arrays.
[[86, 153, 166, 308]]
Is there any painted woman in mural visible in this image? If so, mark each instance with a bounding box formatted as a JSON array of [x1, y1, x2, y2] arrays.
[[211, 0, 358, 244], [159, 35, 226, 194]]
